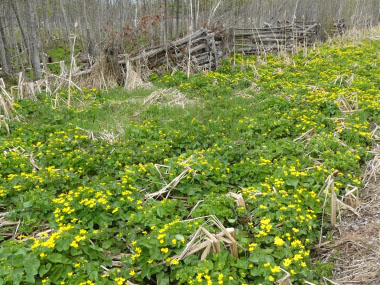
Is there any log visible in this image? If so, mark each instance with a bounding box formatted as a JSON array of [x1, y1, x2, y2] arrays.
[[115, 22, 319, 77]]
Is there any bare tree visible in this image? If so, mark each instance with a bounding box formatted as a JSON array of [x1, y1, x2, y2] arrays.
[[59, 0, 71, 47], [25, 0, 42, 79], [0, 9, 12, 74], [176, 0, 180, 35], [10, 0, 30, 60], [0, 0, 379, 81]]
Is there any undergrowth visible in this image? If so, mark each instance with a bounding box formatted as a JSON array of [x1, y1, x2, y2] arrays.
[[0, 38, 379, 284]]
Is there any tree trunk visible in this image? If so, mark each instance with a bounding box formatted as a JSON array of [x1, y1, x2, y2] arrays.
[[176, 0, 180, 36], [59, 0, 71, 47], [83, 0, 94, 59], [25, 0, 42, 80], [164, 0, 168, 42], [0, 12, 12, 74], [10, 0, 29, 60], [0, 34, 8, 74]]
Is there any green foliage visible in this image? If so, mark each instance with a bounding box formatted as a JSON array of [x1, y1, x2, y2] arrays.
[[46, 44, 82, 74], [1, 39, 379, 284]]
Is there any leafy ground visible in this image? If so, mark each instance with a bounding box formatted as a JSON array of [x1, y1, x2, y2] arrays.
[[0, 37, 379, 285]]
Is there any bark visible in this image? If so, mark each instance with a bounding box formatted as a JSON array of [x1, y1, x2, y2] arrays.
[[164, 0, 168, 42], [25, 0, 42, 79], [176, 0, 180, 35], [0, 33, 8, 74], [0, 12, 12, 73], [59, 0, 71, 46], [83, 0, 94, 58]]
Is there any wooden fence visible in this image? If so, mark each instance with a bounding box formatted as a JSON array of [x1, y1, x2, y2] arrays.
[[229, 22, 320, 55], [119, 28, 223, 77], [120, 22, 320, 75], [65, 21, 322, 87]]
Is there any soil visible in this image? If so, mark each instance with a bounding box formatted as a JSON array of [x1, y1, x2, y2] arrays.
[[318, 144, 380, 284]]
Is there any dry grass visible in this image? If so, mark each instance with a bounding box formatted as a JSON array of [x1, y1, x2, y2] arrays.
[[328, 184, 380, 284], [75, 56, 152, 91], [143, 88, 198, 108], [74, 126, 125, 145], [123, 60, 153, 91], [317, 137, 380, 284], [327, 25, 380, 44], [172, 215, 243, 262], [75, 57, 118, 90]]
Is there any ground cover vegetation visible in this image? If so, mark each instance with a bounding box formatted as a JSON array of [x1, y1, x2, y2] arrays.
[[0, 38, 379, 284]]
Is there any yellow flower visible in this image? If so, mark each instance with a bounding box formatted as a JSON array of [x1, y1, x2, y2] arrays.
[[271, 266, 281, 273], [293, 254, 303, 261], [248, 242, 257, 251], [130, 270, 135, 276], [283, 258, 292, 267], [274, 236, 285, 246], [40, 253, 47, 258], [161, 247, 169, 253], [268, 275, 275, 281]]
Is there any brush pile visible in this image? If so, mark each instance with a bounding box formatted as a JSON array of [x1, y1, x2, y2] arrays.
[[230, 21, 320, 55], [119, 28, 224, 77]]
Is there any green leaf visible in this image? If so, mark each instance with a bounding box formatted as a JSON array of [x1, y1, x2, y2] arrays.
[[248, 254, 259, 263], [39, 263, 52, 277], [286, 178, 299, 188], [50, 264, 64, 283], [235, 259, 248, 269], [62, 265, 73, 279], [156, 207, 163, 218], [47, 253, 70, 264], [139, 239, 153, 249], [23, 201, 33, 208], [70, 247, 82, 256], [25, 273, 35, 284], [24, 257, 40, 276], [141, 265, 151, 279], [102, 240, 113, 249], [157, 272, 170, 285], [12, 268, 24, 285], [83, 246, 99, 259], [56, 238, 71, 252], [9, 255, 25, 267], [85, 262, 100, 281]]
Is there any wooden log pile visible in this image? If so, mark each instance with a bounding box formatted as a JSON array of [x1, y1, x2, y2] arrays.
[[119, 28, 223, 76], [333, 19, 348, 35], [230, 21, 320, 55], [73, 22, 321, 85]]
